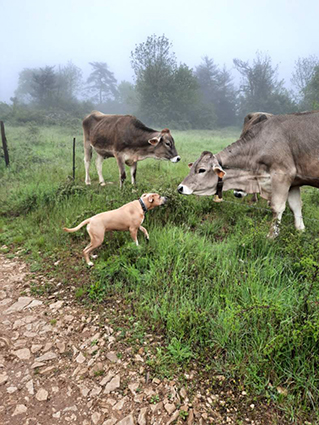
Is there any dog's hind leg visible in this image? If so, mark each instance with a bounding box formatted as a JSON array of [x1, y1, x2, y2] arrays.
[[83, 225, 105, 266]]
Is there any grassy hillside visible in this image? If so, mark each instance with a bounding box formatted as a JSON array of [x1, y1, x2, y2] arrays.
[[1, 124, 319, 422]]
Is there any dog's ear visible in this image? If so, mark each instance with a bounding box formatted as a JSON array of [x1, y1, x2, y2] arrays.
[[148, 195, 154, 203]]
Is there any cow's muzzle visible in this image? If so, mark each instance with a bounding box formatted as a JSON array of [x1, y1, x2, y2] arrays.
[[170, 156, 181, 163], [177, 184, 192, 195]]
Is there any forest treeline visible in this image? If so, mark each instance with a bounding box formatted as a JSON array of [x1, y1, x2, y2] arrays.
[[1, 34, 319, 128]]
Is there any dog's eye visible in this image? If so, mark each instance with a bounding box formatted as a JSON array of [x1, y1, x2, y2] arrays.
[[198, 169, 206, 174]]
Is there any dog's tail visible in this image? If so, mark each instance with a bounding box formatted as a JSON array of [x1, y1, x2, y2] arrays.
[[63, 218, 90, 233]]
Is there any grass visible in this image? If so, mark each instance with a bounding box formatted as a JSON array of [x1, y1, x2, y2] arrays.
[[1, 124, 319, 422]]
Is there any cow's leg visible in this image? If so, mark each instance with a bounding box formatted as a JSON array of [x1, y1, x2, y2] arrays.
[[95, 153, 106, 186], [268, 175, 291, 238], [287, 186, 305, 231], [130, 162, 137, 185], [139, 225, 149, 242], [84, 141, 92, 185], [115, 156, 126, 188], [129, 228, 139, 246]]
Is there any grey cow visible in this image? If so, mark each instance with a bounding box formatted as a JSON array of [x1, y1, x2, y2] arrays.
[[83, 111, 180, 188], [178, 111, 319, 237]]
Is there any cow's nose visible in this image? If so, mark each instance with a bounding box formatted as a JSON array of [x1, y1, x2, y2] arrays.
[[176, 156, 181, 162], [177, 185, 183, 193]]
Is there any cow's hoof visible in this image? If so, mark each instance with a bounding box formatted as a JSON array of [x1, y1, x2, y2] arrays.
[[87, 261, 94, 267], [91, 254, 98, 259], [213, 195, 223, 203], [85, 182, 91, 186], [100, 182, 106, 187]]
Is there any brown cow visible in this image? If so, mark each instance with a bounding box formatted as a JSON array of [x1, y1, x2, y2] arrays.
[[83, 111, 180, 187]]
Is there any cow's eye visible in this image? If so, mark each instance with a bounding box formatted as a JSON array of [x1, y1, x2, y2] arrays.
[[198, 169, 206, 173], [165, 142, 170, 147]]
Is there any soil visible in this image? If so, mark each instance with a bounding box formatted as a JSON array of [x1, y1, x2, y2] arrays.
[[0, 253, 291, 424]]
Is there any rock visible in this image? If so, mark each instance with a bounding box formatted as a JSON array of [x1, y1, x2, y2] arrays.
[[35, 351, 57, 362], [106, 351, 118, 363], [7, 386, 18, 394], [36, 388, 48, 401], [43, 342, 53, 352], [100, 371, 115, 386], [102, 419, 116, 425], [113, 396, 128, 410], [91, 412, 101, 424], [4, 297, 33, 314], [12, 404, 27, 416], [0, 373, 8, 385], [64, 406, 78, 412], [26, 379, 34, 395], [180, 387, 187, 399], [104, 375, 120, 394], [25, 299, 43, 309], [56, 341, 66, 353], [187, 409, 194, 424], [128, 382, 139, 395], [90, 386, 102, 397], [138, 407, 148, 425], [76, 352, 86, 364], [31, 361, 46, 369], [164, 403, 176, 415], [53, 411, 61, 418], [117, 414, 135, 425], [134, 354, 144, 362], [79, 384, 90, 397], [31, 344, 43, 353], [152, 378, 160, 385], [0, 298, 13, 307], [167, 411, 180, 424], [49, 300, 64, 310], [13, 348, 31, 360]]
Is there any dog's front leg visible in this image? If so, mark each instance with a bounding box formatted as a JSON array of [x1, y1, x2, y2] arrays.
[[139, 226, 149, 242]]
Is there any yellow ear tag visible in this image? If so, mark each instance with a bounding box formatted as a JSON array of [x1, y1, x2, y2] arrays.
[[213, 195, 223, 203]]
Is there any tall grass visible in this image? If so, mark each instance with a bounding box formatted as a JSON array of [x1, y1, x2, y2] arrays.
[[1, 124, 319, 420]]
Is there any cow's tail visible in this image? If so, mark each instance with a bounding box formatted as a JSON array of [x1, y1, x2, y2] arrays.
[[63, 218, 90, 233]]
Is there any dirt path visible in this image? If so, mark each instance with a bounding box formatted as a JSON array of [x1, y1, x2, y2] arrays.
[[0, 253, 282, 425]]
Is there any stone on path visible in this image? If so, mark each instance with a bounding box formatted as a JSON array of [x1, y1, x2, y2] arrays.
[[35, 351, 57, 362], [56, 341, 66, 353], [36, 388, 48, 401], [4, 297, 33, 314], [0, 373, 8, 385], [117, 414, 135, 425], [106, 351, 118, 363], [138, 407, 148, 425], [26, 379, 34, 395], [13, 348, 31, 360], [25, 299, 43, 309], [31, 344, 42, 353], [76, 352, 86, 364], [164, 403, 176, 415], [91, 412, 101, 424], [104, 375, 120, 394], [12, 404, 27, 416]]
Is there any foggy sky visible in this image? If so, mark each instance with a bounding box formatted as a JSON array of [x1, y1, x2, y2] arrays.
[[1, 0, 319, 102]]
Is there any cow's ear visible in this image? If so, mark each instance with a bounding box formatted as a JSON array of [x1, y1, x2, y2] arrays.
[[188, 162, 193, 169], [257, 114, 268, 123], [148, 137, 161, 146], [213, 164, 226, 178], [161, 128, 170, 134]]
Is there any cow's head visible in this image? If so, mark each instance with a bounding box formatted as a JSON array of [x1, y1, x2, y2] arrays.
[[148, 129, 180, 163], [177, 151, 226, 196]]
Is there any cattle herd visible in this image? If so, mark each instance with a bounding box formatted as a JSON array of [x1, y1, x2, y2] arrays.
[[83, 110, 319, 238]]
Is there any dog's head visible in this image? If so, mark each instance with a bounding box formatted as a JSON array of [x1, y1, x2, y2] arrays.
[[141, 193, 167, 210]]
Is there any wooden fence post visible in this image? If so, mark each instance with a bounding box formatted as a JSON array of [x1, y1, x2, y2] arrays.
[[0, 121, 9, 167], [72, 137, 76, 180]]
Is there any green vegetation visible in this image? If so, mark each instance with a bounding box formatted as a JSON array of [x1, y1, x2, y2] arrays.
[[1, 124, 319, 421]]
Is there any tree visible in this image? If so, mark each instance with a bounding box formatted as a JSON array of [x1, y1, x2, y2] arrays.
[[291, 56, 319, 109], [195, 57, 236, 127], [30, 66, 57, 107], [56, 62, 83, 101], [131, 34, 202, 127], [86, 62, 118, 103], [233, 52, 295, 118], [15, 68, 38, 103]]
